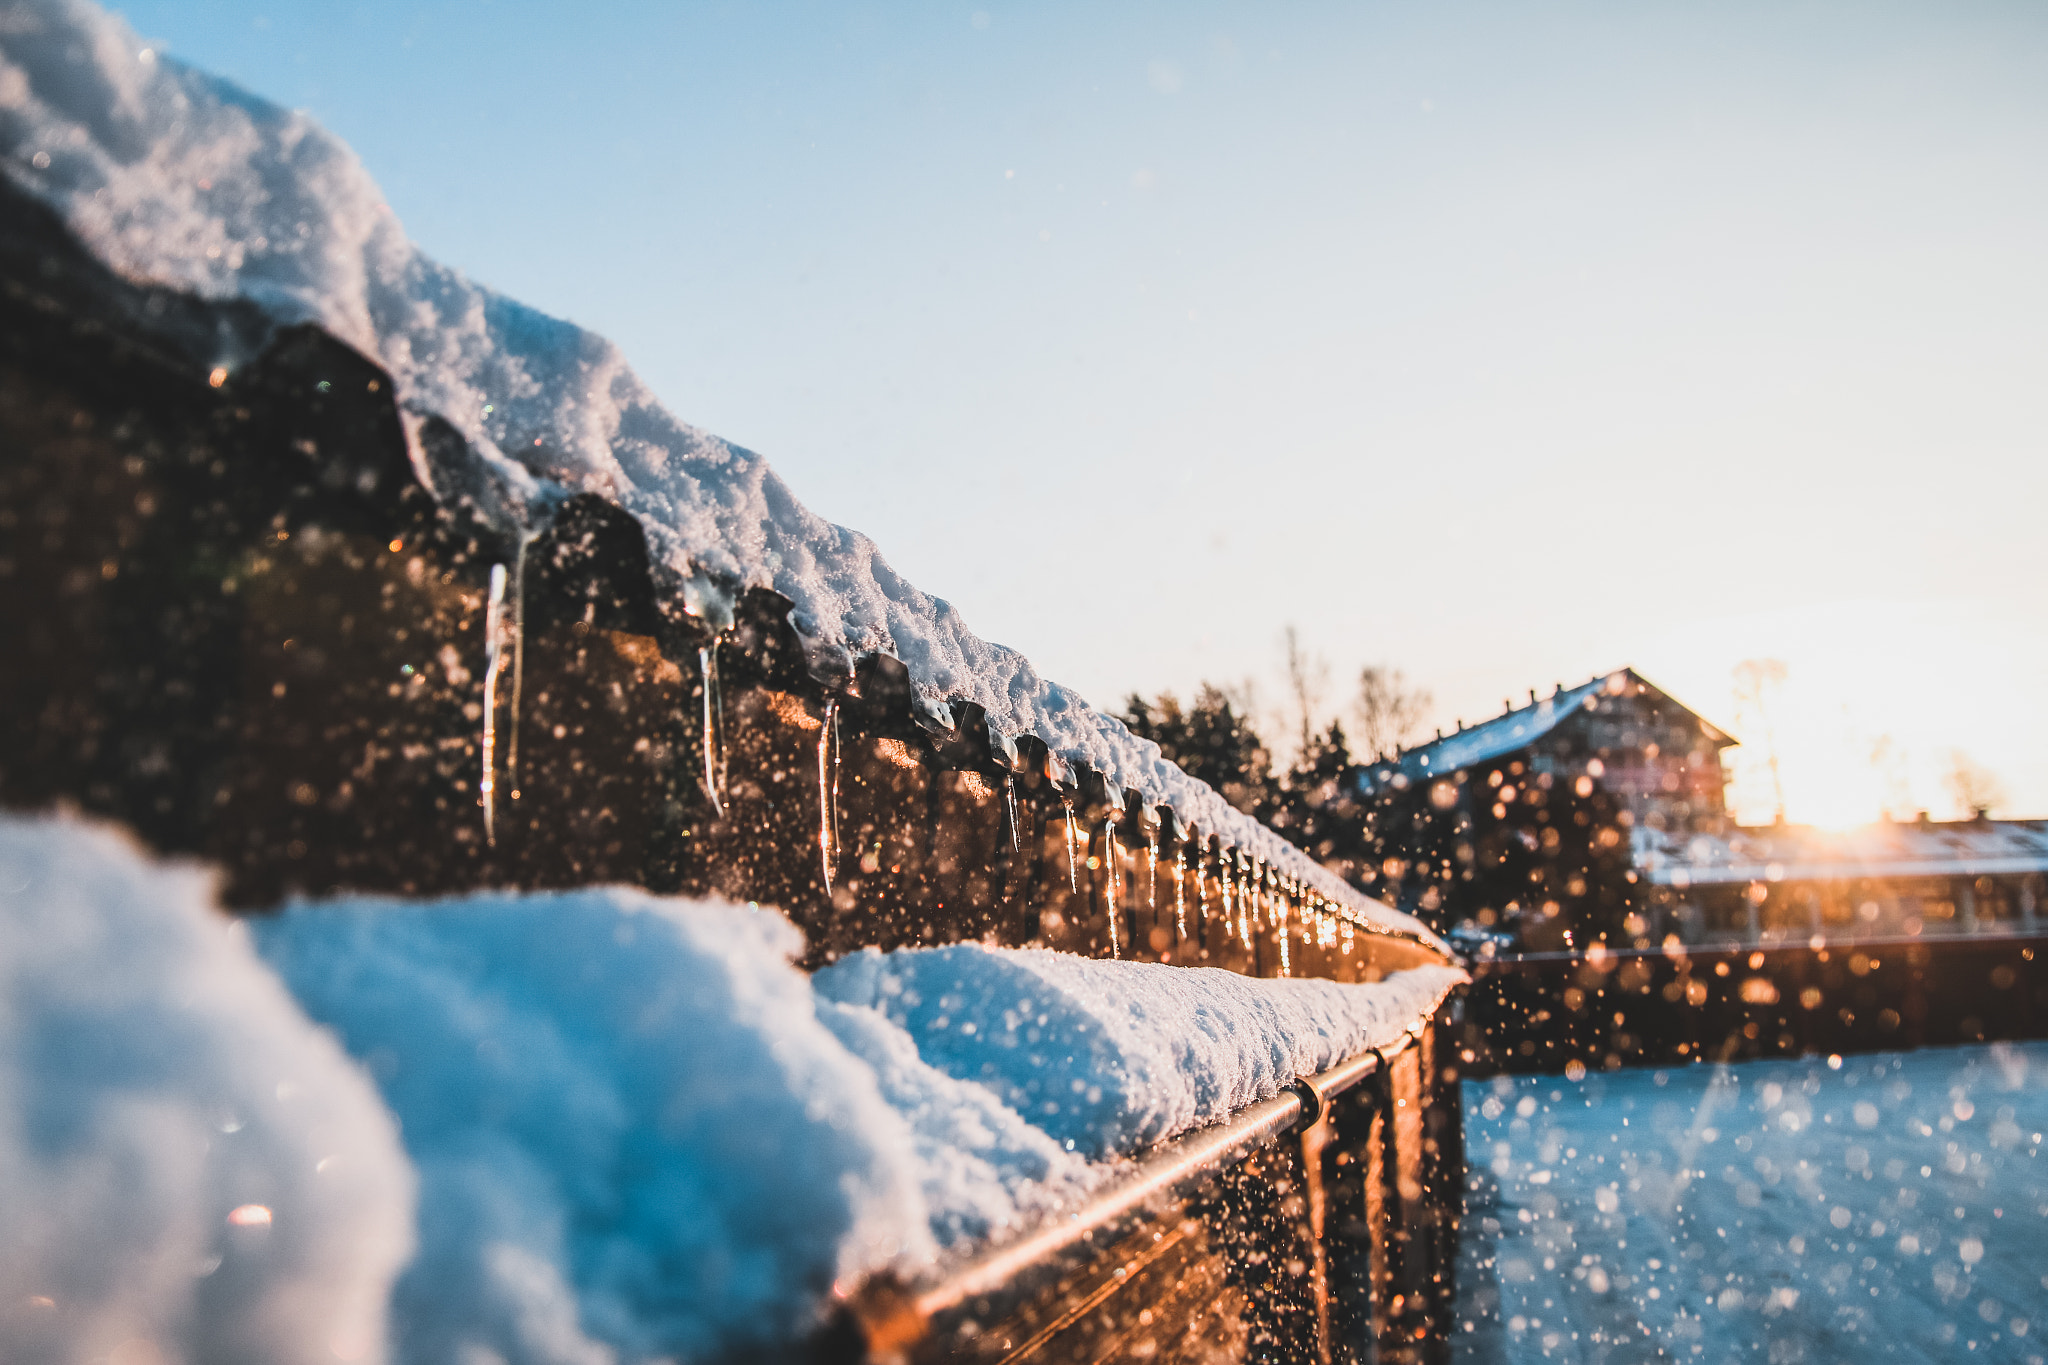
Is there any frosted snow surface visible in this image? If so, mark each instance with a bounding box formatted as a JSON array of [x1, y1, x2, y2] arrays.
[[250, 882, 1095, 1365], [0, 817, 414, 1365], [0, 0, 1433, 943], [1459, 1047, 2048, 1363], [819, 946, 1466, 1159]]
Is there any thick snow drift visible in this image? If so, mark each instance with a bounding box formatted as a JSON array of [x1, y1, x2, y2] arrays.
[[1, 815, 1461, 1362], [818, 946, 1465, 1159], [250, 885, 1093, 1365], [0, 0, 1432, 943], [0, 817, 414, 1365]]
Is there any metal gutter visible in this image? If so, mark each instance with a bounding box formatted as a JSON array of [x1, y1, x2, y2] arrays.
[[1468, 927, 2048, 971], [842, 1027, 1423, 1354], [1645, 854, 2048, 885]]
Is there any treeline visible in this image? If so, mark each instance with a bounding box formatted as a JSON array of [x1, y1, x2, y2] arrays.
[[1118, 664, 1430, 903]]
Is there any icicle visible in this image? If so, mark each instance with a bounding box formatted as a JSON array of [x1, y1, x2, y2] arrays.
[[1220, 855, 1236, 941], [1218, 856, 1231, 940], [480, 562, 508, 846], [1002, 774, 1022, 853], [503, 535, 531, 801], [1174, 843, 1187, 941], [1276, 897, 1291, 977], [817, 696, 841, 890], [698, 637, 727, 817], [1103, 823, 1121, 959], [1340, 916, 1355, 956], [1061, 797, 1080, 894], [1145, 832, 1158, 916], [1237, 861, 1253, 944]]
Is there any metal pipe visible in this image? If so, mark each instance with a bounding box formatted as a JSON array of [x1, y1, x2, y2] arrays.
[[903, 1028, 1420, 1323]]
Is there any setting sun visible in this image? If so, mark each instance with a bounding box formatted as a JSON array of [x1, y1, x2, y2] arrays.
[[1630, 600, 2043, 827]]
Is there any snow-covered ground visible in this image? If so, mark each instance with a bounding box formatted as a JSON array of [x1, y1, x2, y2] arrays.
[[0, 814, 1460, 1364], [1458, 1044, 2048, 1364], [0, 0, 1435, 944]]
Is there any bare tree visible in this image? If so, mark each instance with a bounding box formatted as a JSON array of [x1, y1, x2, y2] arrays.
[[1731, 658, 1789, 823], [1354, 665, 1431, 760], [1946, 750, 2006, 819], [1281, 625, 1331, 759]]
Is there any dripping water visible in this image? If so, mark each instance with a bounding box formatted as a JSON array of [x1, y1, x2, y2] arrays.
[[817, 696, 841, 891], [480, 562, 508, 846], [698, 637, 728, 817], [1276, 897, 1291, 977]]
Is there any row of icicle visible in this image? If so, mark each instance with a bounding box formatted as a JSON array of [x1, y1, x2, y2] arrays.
[[1051, 796, 1361, 972], [477, 553, 1366, 975], [479, 542, 730, 847]]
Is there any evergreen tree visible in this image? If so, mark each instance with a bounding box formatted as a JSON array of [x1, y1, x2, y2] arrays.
[[1119, 685, 1278, 820], [1274, 720, 1364, 868]]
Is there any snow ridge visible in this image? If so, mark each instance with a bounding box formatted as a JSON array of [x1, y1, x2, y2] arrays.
[[817, 944, 1466, 1159], [0, 0, 1431, 942], [250, 883, 1094, 1364]]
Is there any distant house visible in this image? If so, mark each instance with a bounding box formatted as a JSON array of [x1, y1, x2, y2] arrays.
[[1361, 668, 1737, 835], [1355, 669, 1735, 948], [1357, 667, 2046, 952]]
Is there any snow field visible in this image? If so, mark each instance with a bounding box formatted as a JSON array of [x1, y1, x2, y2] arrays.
[[1458, 1045, 2048, 1363]]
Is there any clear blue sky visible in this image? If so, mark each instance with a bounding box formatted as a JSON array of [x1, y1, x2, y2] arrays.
[[118, 0, 2048, 820]]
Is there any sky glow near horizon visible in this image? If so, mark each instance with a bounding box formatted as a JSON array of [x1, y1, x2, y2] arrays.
[[114, 0, 2048, 824]]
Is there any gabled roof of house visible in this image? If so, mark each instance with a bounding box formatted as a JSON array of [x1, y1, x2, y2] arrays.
[[1355, 668, 1735, 794]]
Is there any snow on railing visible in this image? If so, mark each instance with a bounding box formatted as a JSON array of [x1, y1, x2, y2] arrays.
[[0, 813, 1462, 1365]]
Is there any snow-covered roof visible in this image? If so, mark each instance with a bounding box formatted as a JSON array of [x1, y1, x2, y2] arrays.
[[1635, 818, 2048, 887], [1357, 668, 1734, 794], [0, 0, 1439, 950]]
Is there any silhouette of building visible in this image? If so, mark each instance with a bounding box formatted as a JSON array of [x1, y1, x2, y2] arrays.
[[1355, 669, 1732, 948]]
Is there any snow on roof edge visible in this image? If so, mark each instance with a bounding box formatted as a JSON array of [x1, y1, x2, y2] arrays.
[[0, 0, 1440, 952]]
